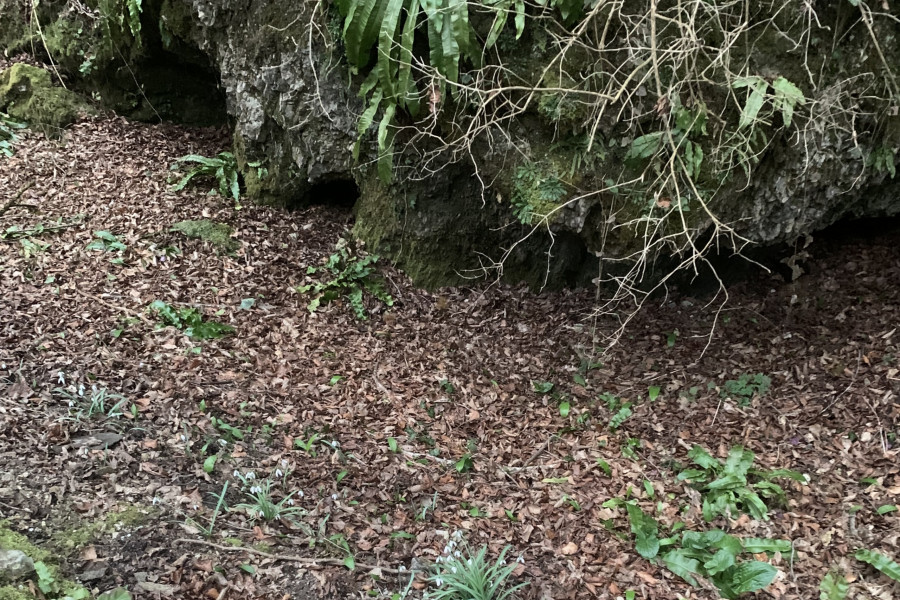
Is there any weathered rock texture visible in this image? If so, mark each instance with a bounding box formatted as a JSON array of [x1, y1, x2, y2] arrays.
[[2, 0, 898, 289]]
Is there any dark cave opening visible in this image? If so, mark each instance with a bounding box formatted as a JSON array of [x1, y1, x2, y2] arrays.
[[303, 177, 361, 209]]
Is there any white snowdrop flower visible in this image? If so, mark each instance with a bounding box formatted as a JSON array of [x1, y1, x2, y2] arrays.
[[436, 557, 442, 564], [180, 434, 187, 442], [448, 540, 456, 549], [287, 498, 294, 505], [151, 497, 160, 505], [57, 372, 65, 384], [247, 472, 256, 480], [451, 566, 457, 574], [68, 400, 75, 407], [275, 469, 283, 478], [454, 551, 461, 558], [435, 578, 443, 587], [516, 555, 524, 564], [233, 470, 240, 477], [398, 565, 406, 572], [444, 545, 451, 555], [218, 439, 227, 446], [298, 490, 304, 497], [193, 505, 199, 510], [281, 459, 288, 467], [331, 494, 338, 500], [452, 530, 463, 540], [499, 559, 507, 565], [467, 558, 472, 566], [78, 383, 85, 396]]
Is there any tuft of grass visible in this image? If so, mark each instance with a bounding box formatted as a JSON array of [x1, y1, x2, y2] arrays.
[[425, 532, 527, 600], [56, 385, 128, 420]]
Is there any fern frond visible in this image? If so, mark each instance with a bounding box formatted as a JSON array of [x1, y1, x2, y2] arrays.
[[377, 0, 406, 98], [377, 103, 397, 183]]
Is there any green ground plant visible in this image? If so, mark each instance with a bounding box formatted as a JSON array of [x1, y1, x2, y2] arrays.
[[819, 570, 849, 600], [297, 238, 393, 320], [233, 478, 304, 523], [170, 151, 242, 207], [854, 549, 900, 581], [722, 373, 771, 406], [425, 531, 527, 600], [147, 300, 235, 340], [677, 445, 806, 521], [0, 111, 26, 157], [86, 230, 126, 254], [55, 385, 128, 420], [624, 502, 788, 599]]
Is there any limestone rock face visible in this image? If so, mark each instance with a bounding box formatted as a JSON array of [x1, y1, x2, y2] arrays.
[[162, 0, 360, 204], [2, 1, 899, 289]]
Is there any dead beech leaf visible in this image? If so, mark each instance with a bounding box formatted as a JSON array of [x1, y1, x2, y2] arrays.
[[6, 376, 33, 399], [636, 571, 659, 584], [560, 542, 579, 555]]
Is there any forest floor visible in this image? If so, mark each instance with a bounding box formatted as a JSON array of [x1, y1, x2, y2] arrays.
[[1, 115, 899, 600]]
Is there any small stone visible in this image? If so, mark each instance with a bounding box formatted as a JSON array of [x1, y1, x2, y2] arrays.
[[136, 582, 177, 596], [79, 564, 108, 581], [0, 549, 35, 581]]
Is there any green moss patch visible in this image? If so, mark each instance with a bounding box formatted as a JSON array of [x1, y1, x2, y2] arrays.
[[0, 522, 49, 564], [0, 64, 93, 136], [170, 220, 240, 252], [0, 522, 88, 600], [0, 585, 34, 600], [50, 504, 156, 552]]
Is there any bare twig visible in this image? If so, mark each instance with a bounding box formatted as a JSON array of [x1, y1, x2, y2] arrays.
[[174, 538, 404, 574], [0, 182, 35, 217]]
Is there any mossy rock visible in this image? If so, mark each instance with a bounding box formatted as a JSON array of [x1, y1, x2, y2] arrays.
[[0, 521, 86, 600], [170, 220, 240, 252], [0, 584, 34, 600], [0, 64, 93, 136]]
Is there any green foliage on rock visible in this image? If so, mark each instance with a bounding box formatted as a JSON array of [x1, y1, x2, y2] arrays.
[[170, 220, 239, 253], [0, 64, 92, 136]]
